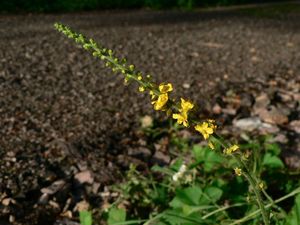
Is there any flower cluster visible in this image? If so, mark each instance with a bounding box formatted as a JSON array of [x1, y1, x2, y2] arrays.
[[54, 23, 243, 159], [152, 83, 173, 110], [194, 119, 217, 140], [172, 98, 194, 127]]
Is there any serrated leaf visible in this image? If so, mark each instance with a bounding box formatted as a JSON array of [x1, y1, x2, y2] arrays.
[[107, 207, 126, 225], [285, 194, 300, 225], [79, 211, 92, 225], [262, 153, 284, 169]]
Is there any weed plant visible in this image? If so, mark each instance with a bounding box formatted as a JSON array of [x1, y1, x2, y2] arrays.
[[55, 23, 300, 225]]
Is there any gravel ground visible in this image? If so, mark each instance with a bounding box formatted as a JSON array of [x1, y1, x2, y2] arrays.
[[0, 5, 300, 224]]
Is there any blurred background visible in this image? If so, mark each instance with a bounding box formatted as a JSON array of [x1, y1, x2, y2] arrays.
[[0, 0, 289, 12]]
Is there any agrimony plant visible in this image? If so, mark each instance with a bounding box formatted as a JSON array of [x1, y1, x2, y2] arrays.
[[54, 23, 300, 225]]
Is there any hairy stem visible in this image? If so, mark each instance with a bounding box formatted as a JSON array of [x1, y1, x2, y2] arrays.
[[212, 135, 269, 225]]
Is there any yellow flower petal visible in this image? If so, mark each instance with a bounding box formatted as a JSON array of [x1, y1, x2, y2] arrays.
[[183, 120, 188, 127], [149, 90, 156, 100], [234, 167, 242, 176], [180, 98, 194, 112], [154, 93, 168, 110], [159, 83, 173, 93], [259, 182, 265, 190], [139, 86, 145, 92], [207, 119, 217, 129], [224, 144, 239, 155], [195, 122, 214, 140], [208, 141, 215, 150], [173, 113, 188, 127]]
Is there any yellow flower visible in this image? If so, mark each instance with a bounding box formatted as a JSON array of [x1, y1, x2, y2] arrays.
[[129, 64, 135, 70], [207, 119, 217, 129], [234, 167, 242, 176], [242, 150, 251, 160], [172, 98, 194, 127], [159, 83, 173, 93], [173, 112, 188, 127], [139, 86, 145, 92], [124, 77, 129, 85], [224, 144, 239, 155], [153, 93, 168, 110], [137, 75, 142, 80], [180, 98, 194, 112], [259, 182, 265, 190], [208, 141, 215, 150], [195, 122, 214, 140], [151, 83, 173, 111]]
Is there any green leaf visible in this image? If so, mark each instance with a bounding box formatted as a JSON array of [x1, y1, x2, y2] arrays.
[[192, 145, 223, 172], [151, 165, 173, 176], [192, 145, 204, 162], [262, 153, 284, 169], [170, 158, 184, 171], [265, 143, 281, 155], [169, 197, 215, 215], [203, 186, 223, 203], [152, 186, 168, 205], [169, 196, 185, 209], [175, 186, 203, 206], [285, 194, 300, 225], [107, 207, 126, 225], [161, 209, 207, 225], [170, 186, 205, 209], [79, 211, 92, 225]]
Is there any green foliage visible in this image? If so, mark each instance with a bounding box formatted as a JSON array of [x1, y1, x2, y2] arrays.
[[191, 145, 224, 172], [79, 211, 93, 225], [262, 142, 284, 169], [262, 153, 284, 169], [107, 207, 127, 225], [285, 194, 300, 225], [101, 134, 300, 225]]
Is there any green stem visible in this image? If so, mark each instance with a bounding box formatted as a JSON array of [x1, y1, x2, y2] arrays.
[[202, 203, 246, 219], [143, 213, 165, 225], [212, 135, 269, 225], [233, 155, 269, 225], [230, 187, 300, 225], [242, 170, 269, 225], [201, 192, 231, 219], [111, 219, 147, 225]]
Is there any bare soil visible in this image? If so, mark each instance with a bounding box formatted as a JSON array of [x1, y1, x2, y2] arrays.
[[0, 5, 300, 224]]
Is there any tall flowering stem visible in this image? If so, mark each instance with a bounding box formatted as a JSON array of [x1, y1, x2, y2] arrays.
[[54, 23, 270, 224]]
